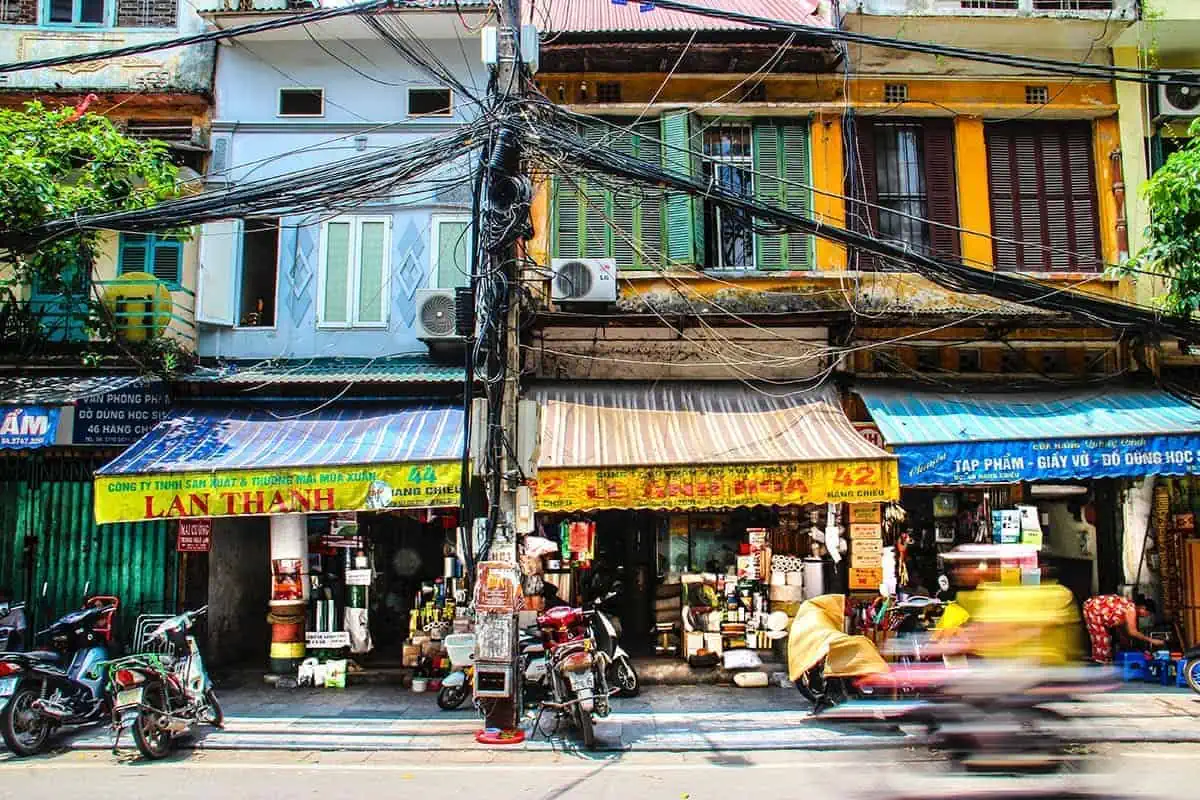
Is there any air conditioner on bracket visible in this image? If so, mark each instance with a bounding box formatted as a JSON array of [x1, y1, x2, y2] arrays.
[[415, 289, 459, 340], [550, 258, 617, 303], [1160, 72, 1200, 118]]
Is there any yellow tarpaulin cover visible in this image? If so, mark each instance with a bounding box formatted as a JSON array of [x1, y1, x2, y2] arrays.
[[787, 594, 889, 681]]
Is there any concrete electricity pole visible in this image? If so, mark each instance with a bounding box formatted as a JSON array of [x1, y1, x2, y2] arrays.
[[478, 0, 525, 737]]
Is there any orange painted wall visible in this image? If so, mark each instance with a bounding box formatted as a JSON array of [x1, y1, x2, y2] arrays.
[[810, 113, 847, 271], [954, 116, 993, 271]]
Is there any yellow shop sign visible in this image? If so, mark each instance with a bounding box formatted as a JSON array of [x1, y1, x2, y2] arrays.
[[95, 462, 462, 524], [535, 459, 898, 513]]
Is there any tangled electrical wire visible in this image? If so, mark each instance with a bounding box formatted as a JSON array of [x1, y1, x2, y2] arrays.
[[2, 121, 489, 252], [523, 102, 1199, 342]]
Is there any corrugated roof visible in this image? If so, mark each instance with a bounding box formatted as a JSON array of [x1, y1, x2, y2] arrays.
[[534, 382, 893, 469], [534, 0, 828, 34], [188, 357, 465, 386], [0, 373, 149, 405], [98, 405, 464, 476], [857, 386, 1200, 446]]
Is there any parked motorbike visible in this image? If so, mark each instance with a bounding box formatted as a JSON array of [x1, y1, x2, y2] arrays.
[[0, 601, 27, 652], [538, 604, 612, 750], [0, 600, 118, 756], [788, 594, 889, 710], [439, 628, 548, 711], [105, 606, 222, 760], [588, 592, 638, 698]]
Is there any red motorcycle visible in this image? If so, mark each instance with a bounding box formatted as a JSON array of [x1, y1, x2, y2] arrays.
[[536, 605, 612, 750]]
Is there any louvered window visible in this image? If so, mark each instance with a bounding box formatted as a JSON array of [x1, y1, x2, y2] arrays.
[[985, 121, 1101, 272], [552, 119, 664, 270], [848, 118, 959, 270], [118, 233, 182, 287]]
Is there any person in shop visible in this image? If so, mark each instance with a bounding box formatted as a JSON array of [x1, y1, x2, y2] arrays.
[[1081, 593, 1163, 663]]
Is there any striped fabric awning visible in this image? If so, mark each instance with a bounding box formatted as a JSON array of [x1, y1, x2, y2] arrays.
[[93, 406, 465, 524], [536, 383, 888, 469], [532, 383, 897, 513]]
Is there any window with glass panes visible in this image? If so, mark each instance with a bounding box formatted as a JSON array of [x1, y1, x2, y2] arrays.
[[46, 0, 107, 25], [702, 125, 756, 270], [318, 216, 390, 327]]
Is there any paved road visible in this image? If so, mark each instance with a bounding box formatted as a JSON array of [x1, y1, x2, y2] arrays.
[[0, 743, 1191, 799]]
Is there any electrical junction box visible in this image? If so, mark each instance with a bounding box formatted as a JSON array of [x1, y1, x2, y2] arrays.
[[474, 662, 513, 698]]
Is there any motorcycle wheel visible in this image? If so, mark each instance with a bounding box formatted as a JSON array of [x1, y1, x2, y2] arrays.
[[613, 659, 640, 698], [201, 689, 224, 729], [0, 686, 52, 757], [1185, 659, 1200, 695], [437, 684, 468, 711], [796, 665, 824, 705], [132, 684, 173, 760], [574, 703, 596, 750]]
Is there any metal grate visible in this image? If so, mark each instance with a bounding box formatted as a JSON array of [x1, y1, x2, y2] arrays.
[[1025, 86, 1050, 105], [959, 0, 1018, 8], [1033, 0, 1113, 9], [596, 82, 621, 102], [884, 83, 908, 104]]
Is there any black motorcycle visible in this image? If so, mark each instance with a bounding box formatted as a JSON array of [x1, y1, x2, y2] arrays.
[[0, 602, 117, 756]]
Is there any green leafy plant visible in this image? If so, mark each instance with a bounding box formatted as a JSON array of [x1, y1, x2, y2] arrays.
[[0, 100, 183, 373], [1130, 119, 1200, 315]]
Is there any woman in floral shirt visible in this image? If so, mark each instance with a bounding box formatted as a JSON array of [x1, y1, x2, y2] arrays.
[[1081, 594, 1161, 663]]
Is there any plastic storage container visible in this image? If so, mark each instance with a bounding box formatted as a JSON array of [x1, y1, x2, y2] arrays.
[[444, 633, 476, 668]]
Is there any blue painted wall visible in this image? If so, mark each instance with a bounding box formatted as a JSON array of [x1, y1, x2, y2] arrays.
[[198, 36, 487, 360]]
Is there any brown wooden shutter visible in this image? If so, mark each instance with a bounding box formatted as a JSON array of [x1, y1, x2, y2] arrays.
[[921, 119, 961, 261], [985, 121, 1101, 272], [847, 116, 879, 270]]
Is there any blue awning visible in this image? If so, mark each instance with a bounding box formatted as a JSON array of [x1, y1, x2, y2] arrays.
[[857, 387, 1200, 486], [97, 405, 464, 476]]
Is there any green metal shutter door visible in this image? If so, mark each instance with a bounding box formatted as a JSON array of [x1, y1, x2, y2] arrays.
[[0, 481, 29, 600], [781, 121, 813, 270], [753, 123, 784, 270], [30, 480, 173, 640], [661, 110, 701, 266]]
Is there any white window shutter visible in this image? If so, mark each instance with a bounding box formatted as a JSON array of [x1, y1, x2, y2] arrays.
[[197, 220, 239, 326]]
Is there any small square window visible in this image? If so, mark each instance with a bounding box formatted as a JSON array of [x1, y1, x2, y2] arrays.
[[741, 84, 767, 102], [408, 88, 452, 117], [916, 348, 940, 372], [47, 0, 108, 25], [1025, 85, 1050, 105], [596, 82, 621, 102], [278, 88, 323, 117], [884, 83, 909, 104], [958, 349, 981, 373], [1040, 349, 1067, 374], [1000, 349, 1024, 373]]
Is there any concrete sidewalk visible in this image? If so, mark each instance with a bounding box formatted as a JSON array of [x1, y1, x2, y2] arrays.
[[24, 684, 1200, 755]]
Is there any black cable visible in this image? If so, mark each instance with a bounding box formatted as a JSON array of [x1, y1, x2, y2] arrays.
[[638, 0, 1197, 89], [530, 122, 1200, 341], [0, 0, 395, 74]]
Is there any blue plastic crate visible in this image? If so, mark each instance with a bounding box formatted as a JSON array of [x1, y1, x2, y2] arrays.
[[1116, 651, 1148, 681]]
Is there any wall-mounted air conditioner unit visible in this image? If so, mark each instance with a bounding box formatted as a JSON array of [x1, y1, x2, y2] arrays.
[[1160, 72, 1200, 118], [415, 289, 459, 340], [550, 258, 617, 303]]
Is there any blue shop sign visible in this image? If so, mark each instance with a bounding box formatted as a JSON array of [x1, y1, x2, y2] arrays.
[[73, 381, 171, 446], [897, 433, 1200, 486], [0, 406, 60, 449]]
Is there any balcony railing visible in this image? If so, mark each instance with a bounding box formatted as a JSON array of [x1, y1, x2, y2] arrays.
[[0, 279, 196, 357], [853, 0, 1135, 17]]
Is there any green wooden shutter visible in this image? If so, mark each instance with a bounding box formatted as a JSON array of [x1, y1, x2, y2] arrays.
[[148, 235, 183, 285], [552, 176, 582, 259], [752, 123, 784, 270], [634, 120, 665, 270], [118, 233, 149, 274], [610, 126, 637, 269], [780, 121, 813, 269], [661, 110, 702, 266], [579, 124, 610, 259]]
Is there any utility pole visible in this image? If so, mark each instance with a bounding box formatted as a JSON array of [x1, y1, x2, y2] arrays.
[[476, 0, 525, 739]]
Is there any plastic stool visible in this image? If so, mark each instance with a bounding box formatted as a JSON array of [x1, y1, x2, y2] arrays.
[[1180, 658, 1194, 689], [1116, 651, 1148, 681], [1152, 656, 1174, 686]]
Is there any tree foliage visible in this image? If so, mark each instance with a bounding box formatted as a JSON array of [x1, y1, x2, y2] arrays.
[[1133, 119, 1200, 316], [0, 100, 191, 376]]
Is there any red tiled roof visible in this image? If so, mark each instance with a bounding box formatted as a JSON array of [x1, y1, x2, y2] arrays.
[[531, 0, 828, 34]]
